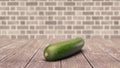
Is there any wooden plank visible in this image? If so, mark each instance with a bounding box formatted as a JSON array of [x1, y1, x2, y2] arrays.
[[0, 39, 15, 49], [0, 39, 28, 61], [95, 38, 120, 62], [83, 38, 120, 68], [60, 38, 92, 68], [0, 39, 44, 68], [26, 38, 61, 68]]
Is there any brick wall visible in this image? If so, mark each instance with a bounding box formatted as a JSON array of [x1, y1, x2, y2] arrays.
[[0, 0, 120, 39]]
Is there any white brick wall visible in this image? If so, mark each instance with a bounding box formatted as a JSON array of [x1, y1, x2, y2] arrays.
[[0, 0, 120, 39]]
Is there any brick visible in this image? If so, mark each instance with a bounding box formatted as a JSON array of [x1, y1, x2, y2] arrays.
[[36, 7, 47, 10], [64, 31, 75, 34], [17, 16, 28, 20], [85, 16, 91, 20], [95, 21, 100, 25], [26, 12, 37, 15], [10, 7, 16, 10], [73, 26, 84, 29], [17, 35, 29, 39], [39, 12, 44, 15], [86, 35, 91, 39], [48, 26, 54, 29], [73, 16, 84, 20], [11, 35, 16, 39], [30, 26, 35, 30], [104, 26, 109, 29], [101, 12, 113, 15], [67, 35, 72, 39], [47, 16, 53, 20], [11, 26, 16, 29], [58, 21, 63, 25], [39, 2, 44, 6], [82, 30, 94, 34], [64, 12, 75, 15], [114, 12, 119, 15], [0, 26, 9, 29], [83, 12, 94, 15], [20, 31, 26, 34], [102, 2, 113, 6], [85, 26, 91, 29], [17, 7, 28, 10], [111, 16, 120, 20], [17, 26, 28, 29], [101, 21, 112, 25], [67, 26, 72, 29], [77, 31, 81, 34], [64, 2, 75, 6], [48, 7, 54, 10], [83, 21, 94, 25], [64, 21, 74, 25], [0, 16, 9, 20], [46, 12, 56, 15], [55, 26, 65, 29], [92, 0, 104, 1], [0, 35, 10, 38], [27, 31, 38, 34], [55, 7, 66, 10], [1, 21, 6, 25], [111, 35, 120, 38], [95, 2, 101, 6], [36, 26, 47, 29], [26, 21, 38, 25], [26, 2, 38, 6], [36, 35, 47, 38], [8, 21, 19, 25], [54, 16, 66, 20], [101, 30, 113, 34], [82, 2, 94, 6], [8, 30, 20, 34], [92, 16, 103, 20], [8, 11, 19, 15], [39, 31, 44, 34], [111, 7, 120, 10], [114, 31, 118, 34], [0, 7, 9, 10], [7, 2, 19, 6], [92, 26, 103, 29], [1, 2, 6, 6], [20, 21, 25, 25], [45, 21, 56, 25], [0, 0, 9, 1], [114, 21, 119, 25], [104, 35, 109, 39], [73, 7, 84, 10], [45, 2, 56, 6], [111, 26, 120, 29], [29, 16, 35, 20], [45, 30, 56, 34], [104, 16, 110, 20], [36, 16, 47, 20]]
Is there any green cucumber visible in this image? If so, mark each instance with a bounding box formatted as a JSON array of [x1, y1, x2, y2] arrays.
[[44, 37, 85, 61]]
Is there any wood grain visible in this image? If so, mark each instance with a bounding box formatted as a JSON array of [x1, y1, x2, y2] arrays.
[[26, 38, 61, 68], [0, 40, 28, 61], [83, 38, 120, 68], [0, 39, 15, 49], [0, 39, 44, 68], [0, 38, 120, 68]]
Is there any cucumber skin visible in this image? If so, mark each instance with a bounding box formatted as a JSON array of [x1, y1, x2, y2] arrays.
[[44, 37, 85, 61]]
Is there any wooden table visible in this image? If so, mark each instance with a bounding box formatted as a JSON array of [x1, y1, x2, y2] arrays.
[[0, 38, 120, 68]]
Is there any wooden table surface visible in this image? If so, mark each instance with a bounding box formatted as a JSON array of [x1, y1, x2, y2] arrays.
[[0, 38, 120, 68]]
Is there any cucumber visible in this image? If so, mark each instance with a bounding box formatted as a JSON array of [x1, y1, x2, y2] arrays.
[[44, 37, 84, 61]]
